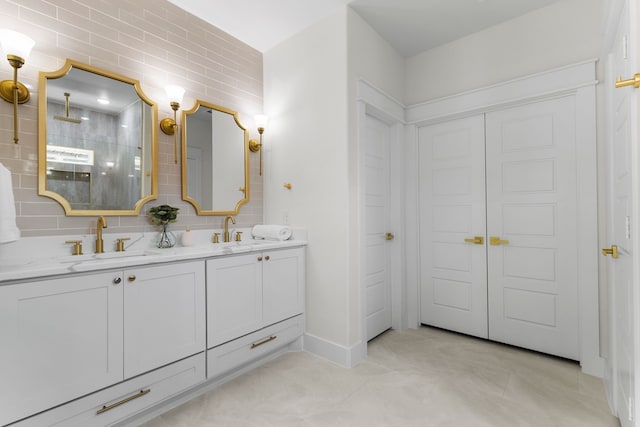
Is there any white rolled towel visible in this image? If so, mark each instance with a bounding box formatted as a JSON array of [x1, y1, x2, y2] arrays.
[[252, 224, 292, 241], [0, 162, 20, 244]]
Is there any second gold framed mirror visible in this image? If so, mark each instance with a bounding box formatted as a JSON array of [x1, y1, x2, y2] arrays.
[[182, 100, 249, 215]]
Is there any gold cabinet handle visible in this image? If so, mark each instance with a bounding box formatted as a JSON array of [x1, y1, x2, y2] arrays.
[[602, 245, 619, 259], [464, 236, 484, 245], [257, 256, 263, 261], [128, 275, 136, 282], [96, 389, 150, 415], [490, 236, 509, 246], [250, 335, 277, 349], [386, 233, 395, 241], [616, 74, 640, 89]]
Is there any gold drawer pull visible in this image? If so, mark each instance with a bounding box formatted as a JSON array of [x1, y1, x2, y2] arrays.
[[96, 389, 150, 415], [250, 335, 277, 349]]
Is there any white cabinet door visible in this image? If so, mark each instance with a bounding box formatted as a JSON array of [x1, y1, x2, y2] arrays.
[[418, 115, 488, 338], [485, 97, 579, 359], [124, 261, 206, 378], [207, 254, 262, 348], [0, 272, 124, 426], [262, 247, 305, 327]]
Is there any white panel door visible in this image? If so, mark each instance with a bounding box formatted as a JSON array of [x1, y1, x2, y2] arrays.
[[364, 113, 393, 341], [607, 1, 636, 424], [0, 272, 123, 426], [124, 261, 206, 378], [485, 97, 579, 359], [419, 114, 488, 338]]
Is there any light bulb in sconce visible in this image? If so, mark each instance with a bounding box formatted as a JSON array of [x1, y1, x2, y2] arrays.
[[160, 85, 186, 164], [249, 114, 268, 176], [0, 29, 35, 144]]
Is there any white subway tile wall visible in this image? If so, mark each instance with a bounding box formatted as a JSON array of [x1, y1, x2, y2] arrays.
[[0, 0, 263, 237]]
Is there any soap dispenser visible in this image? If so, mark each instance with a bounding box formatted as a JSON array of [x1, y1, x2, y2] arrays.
[[181, 228, 194, 247]]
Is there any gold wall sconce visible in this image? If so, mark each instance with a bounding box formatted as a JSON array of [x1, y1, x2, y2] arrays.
[[159, 85, 185, 164], [249, 114, 268, 176], [0, 29, 35, 144]]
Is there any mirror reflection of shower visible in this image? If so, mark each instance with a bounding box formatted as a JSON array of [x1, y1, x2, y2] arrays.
[[53, 92, 81, 124]]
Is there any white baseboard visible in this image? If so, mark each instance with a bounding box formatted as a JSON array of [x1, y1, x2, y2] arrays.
[[303, 333, 365, 368]]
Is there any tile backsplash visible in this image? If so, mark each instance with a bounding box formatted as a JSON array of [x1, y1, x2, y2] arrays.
[[0, 0, 263, 238]]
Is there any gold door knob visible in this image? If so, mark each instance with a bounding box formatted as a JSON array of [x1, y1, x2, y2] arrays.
[[386, 233, 395, 241], [464, 236, 484, 245], [490, 236, 510, 246], [602, 245, 619, 259]]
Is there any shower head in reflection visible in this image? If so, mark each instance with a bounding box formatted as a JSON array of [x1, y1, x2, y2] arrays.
[[53, 92, 81, 124]]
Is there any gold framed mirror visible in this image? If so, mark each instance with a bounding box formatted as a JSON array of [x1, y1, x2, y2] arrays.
[[38, 59, 158, 216], [182, 100, 249, 215]]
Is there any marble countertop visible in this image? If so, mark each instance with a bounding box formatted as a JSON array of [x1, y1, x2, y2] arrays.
[[0, 228, 306, 284]]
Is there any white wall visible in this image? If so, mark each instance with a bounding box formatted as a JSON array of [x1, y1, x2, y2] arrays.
[[263, 11, 351, 348], [405, 0, 604, 104]]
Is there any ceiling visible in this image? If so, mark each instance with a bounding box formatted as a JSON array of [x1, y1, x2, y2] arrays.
[[167, 0, 563, 57]]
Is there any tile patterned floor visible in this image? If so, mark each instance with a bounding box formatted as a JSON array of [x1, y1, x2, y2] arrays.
[[142, 326, 619, 426]]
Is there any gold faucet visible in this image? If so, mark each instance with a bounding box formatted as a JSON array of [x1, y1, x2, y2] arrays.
[[224, 215, 235, 242], [95, 216, 107, 253]]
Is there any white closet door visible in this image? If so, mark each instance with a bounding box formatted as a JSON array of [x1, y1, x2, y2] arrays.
[[485, 97, 579, 359], [419, 115, 488, 338]]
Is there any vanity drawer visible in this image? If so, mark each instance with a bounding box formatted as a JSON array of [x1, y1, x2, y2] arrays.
[[16, 353, 205, 427], [207, 315, 304, 379]]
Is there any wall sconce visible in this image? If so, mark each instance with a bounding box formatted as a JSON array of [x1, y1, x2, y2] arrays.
[[159, 85, 185, 164], [249, 114, 268, 176], [0, 29, 35, 144]]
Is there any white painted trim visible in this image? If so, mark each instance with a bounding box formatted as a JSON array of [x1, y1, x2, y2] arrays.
[[406, 60, 598, 125], [406, 61, 601, 376], [603, 0, 626, 53], [303, 332, 365, 368], [404, 124, 420, 329], [356, 79, 405, 123], [575, 82, 605, 377]]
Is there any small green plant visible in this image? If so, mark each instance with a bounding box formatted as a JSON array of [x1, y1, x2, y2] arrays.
[[148, 204, 179, 226]]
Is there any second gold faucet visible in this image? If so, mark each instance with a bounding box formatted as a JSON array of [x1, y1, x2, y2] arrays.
[[95, 216, 107, 253], [224, 215, 235, 243]]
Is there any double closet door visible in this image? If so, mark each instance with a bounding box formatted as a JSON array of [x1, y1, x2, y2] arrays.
[[419, 96, 579, 360]]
